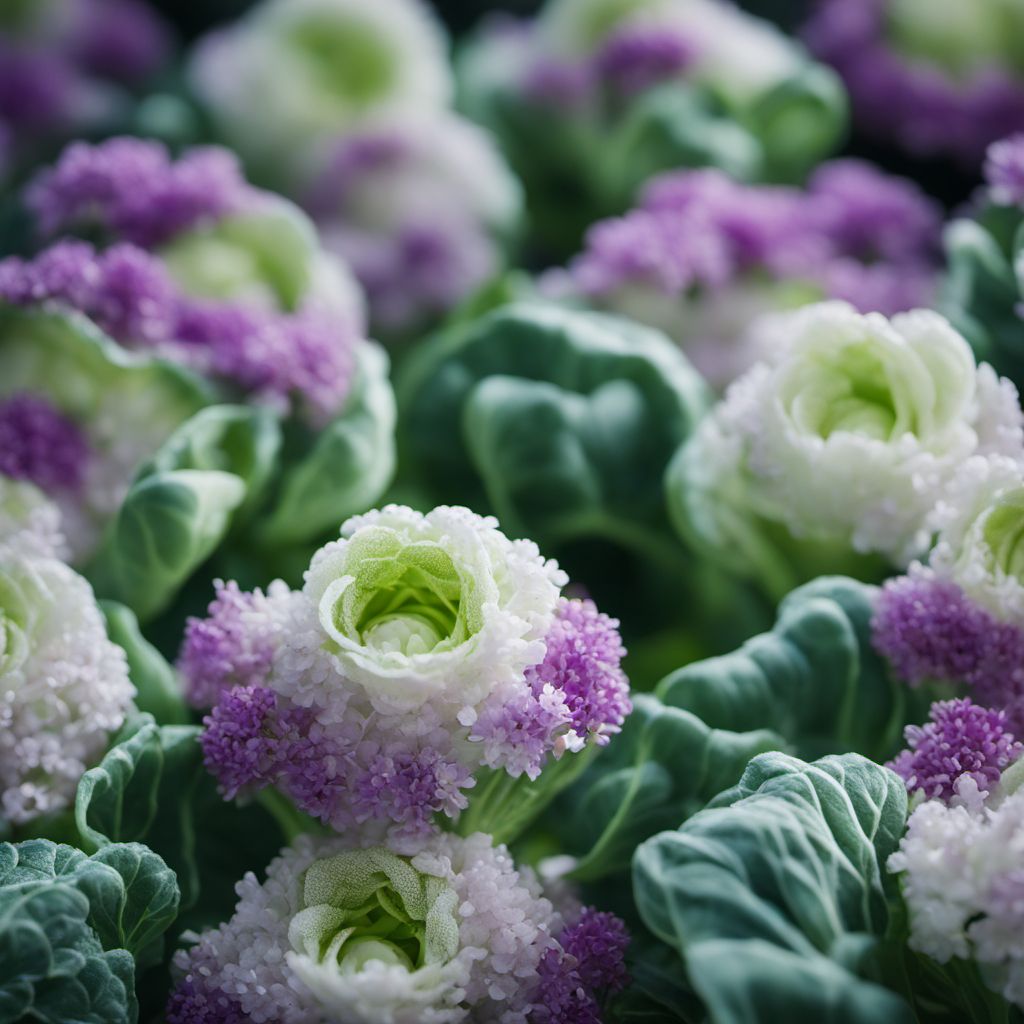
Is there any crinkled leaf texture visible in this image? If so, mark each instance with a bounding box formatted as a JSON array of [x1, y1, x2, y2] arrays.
[[554, 577, 914, 881], [944, 208, 1024, 386], [259, 340, 397, 545], [0, 837, 180, 1023], [86, 403, 281, 621], [74, 713, 285, 930], [398, 302, 708, 552], [633, 752, 912, 1024]]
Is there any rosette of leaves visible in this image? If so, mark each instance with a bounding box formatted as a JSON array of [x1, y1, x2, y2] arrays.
[[549, 577, 924, 882], [397, 302, 708, 632], [631, 751, 912, 1024], [457, 0, 845, 254], [0, 838, 179, 1024], [944, 198, 1024, 389]]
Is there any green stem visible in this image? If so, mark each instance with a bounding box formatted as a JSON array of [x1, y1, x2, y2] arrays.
[[256, 788, 322, 843]]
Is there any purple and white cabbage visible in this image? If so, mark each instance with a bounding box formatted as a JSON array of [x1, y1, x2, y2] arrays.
[[167, 830, 628, 1024], [545, 162, 941, 388], [805, 0, 1024, 164], [0, 0, 170, 178], [668, 302, 1024, 595], [873, 456, 1024, 733], [0, 499, 134, 825], [303, 112, 522, 334], [188, 0, 452, 185], [2, 137, 365, 425], [180, 505, 631, 848]]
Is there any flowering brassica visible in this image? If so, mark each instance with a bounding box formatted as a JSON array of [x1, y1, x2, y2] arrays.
[[546, 161, 941, 388], [0, 0, 170, 181], [0, 526, 134, 825], [459, 0, 845, 251], [805, 0, 1024, 164], [303, 111, 523, 336], [189, 0, 453, 186], [668, 301, 1024, 596], [0, 138, 396, 616], [181, 505, 630, 847], [168, 830, 628, 1024]]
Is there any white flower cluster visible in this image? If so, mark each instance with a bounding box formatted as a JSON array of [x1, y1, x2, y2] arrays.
[[672, 302, 1024, 578], [890, 787, 1024, 1007], [0, 490, 134, 823], [173, 831, 566, 1024]]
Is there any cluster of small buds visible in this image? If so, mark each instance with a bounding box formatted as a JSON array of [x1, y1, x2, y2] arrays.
[[0, 138, 362, 422], [179, 506, 631, 848], [888, 698, 1023, 803]]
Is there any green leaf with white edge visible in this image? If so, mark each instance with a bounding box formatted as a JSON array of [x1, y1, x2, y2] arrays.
[[398, 302, 709, 554], [86, 403, 280, 620], [100, 600, 188, 725], [656, 576, 913, 764], [943, 212, 1024, 385], [259, 340, 396, 545], [0, 839, 179, 966], [633, 752, 911, 1024]]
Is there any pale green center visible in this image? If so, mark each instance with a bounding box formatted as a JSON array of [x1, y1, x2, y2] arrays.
[[290, 16, 397, 106], [159, 211, 312, 311], [288, 848, 460, 976], [325, 529, 478, 659], [982, 488, 1024, 583], [785, 341, 905, 442]]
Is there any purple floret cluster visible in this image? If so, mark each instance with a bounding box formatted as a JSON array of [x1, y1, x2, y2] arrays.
[[0, 139, 360, 420], [26, 137, 252, 246], [183, 583, 630, 848], [558, 161, 940, 314], [986, 134, 1024, 207], [888, 697, 1023, 802], [530, 909, 631, 1024], [872, 573, 1024, 734], [0, 392, 91, 495], [805, 0, 1024, 163]]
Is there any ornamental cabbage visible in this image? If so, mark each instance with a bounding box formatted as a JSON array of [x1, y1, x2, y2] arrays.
[[459, 0, 845, 252], [188, 0, 453, 186], [167, 831, 628, 1024], [183, 505, 630, 848], [668, 301, 1024, 598]]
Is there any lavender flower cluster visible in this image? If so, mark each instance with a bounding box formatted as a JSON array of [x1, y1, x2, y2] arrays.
[[180, 506, 631, 848], [548, 161, 941, 387], [0, 138, 363, 422]]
